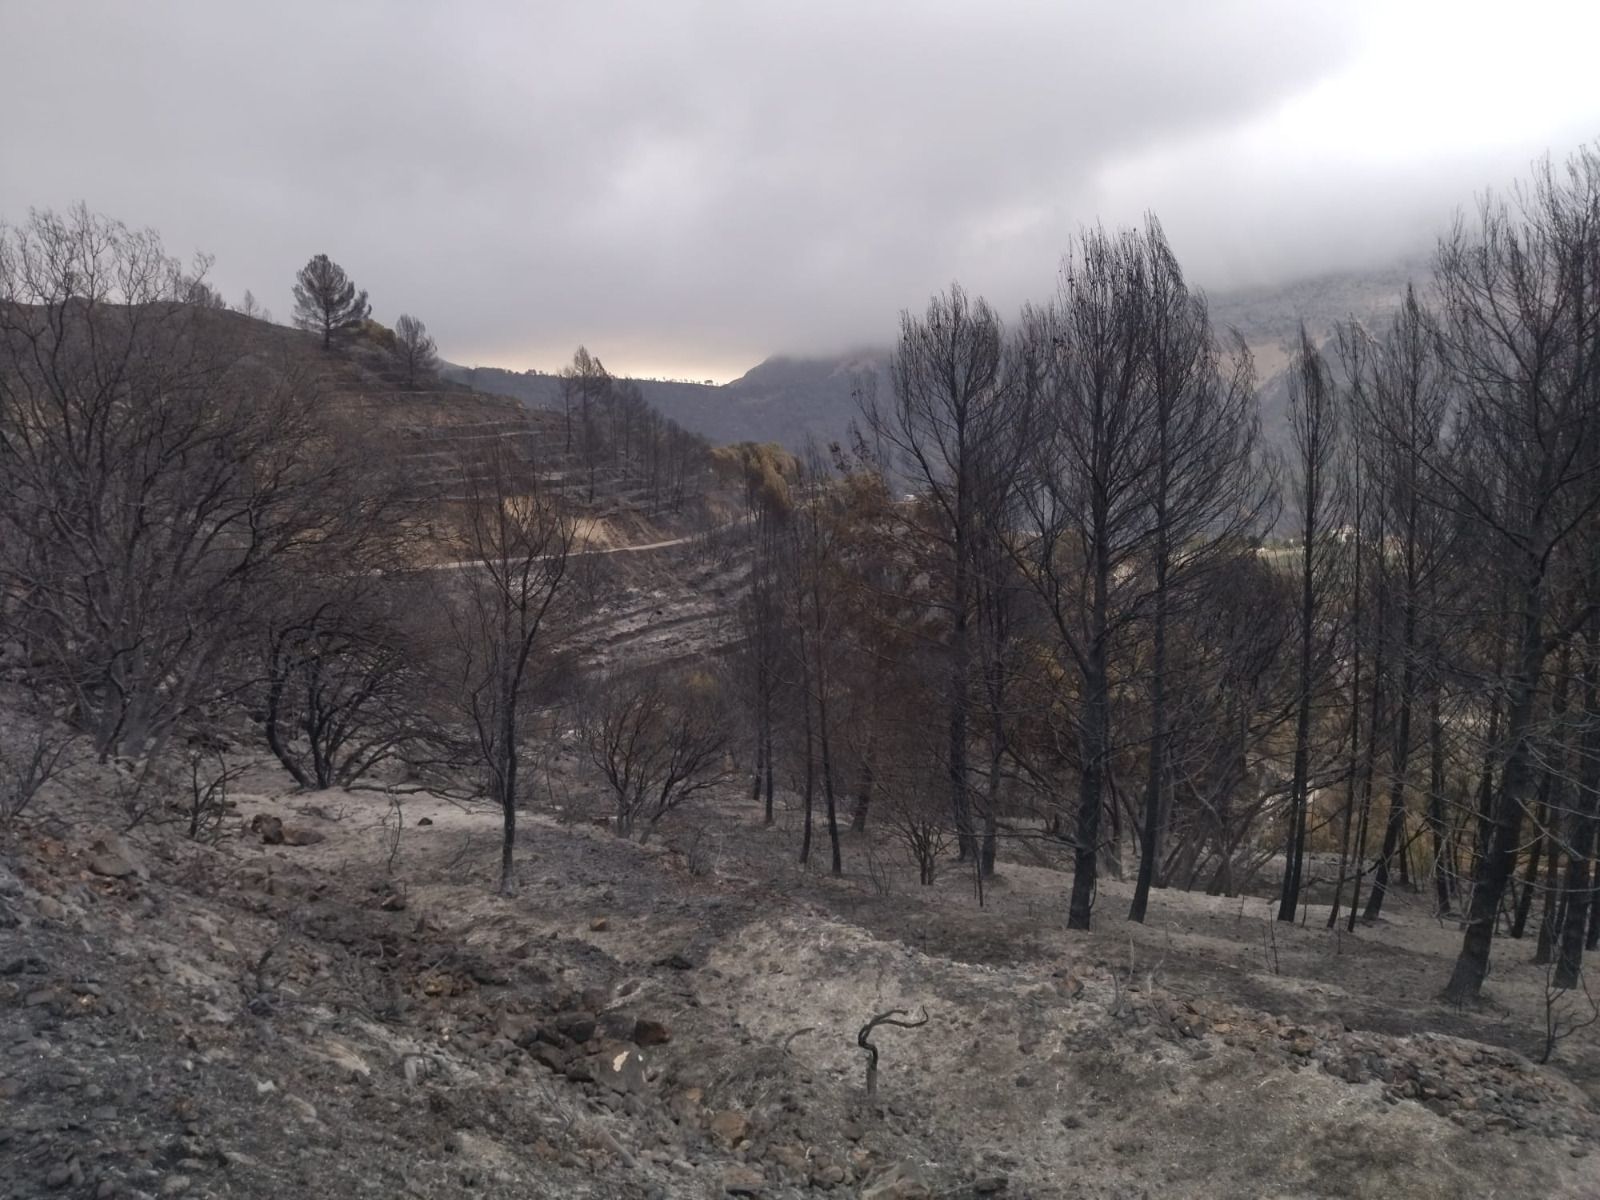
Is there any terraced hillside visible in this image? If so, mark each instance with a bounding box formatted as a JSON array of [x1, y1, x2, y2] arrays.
[[223, 315, 720, 558]]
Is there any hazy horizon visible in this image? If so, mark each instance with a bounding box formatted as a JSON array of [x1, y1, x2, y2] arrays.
[[4, 1, 1599, 381]]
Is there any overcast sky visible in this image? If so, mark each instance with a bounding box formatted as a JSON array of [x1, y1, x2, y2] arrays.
[[4, 1, 1599, 381]]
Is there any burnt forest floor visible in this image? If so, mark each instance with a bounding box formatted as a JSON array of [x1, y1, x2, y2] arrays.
[[2, 738, 1598, 1200]]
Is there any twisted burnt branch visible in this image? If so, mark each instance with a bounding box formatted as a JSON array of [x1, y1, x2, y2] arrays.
[[857, 1006, 929, 1097]]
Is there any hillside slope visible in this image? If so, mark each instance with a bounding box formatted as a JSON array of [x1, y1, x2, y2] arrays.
[[3, 700, 1596, 1199]]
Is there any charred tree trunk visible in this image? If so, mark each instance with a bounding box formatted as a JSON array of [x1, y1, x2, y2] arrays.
[[818, 692, 842, 876], [1444, 579, 1545, 1003], [1427, 688, 1453, 914], [851, 741, 873, 833], [799, 667, 815, 866], [763, 714, 775, 826], [1071, 548, 1110, 931], [1535, 825, 1564, 965], [1512, 778, 1550, 939], [1364, 587, 1416, 921], [1279, 493, 1320, 922], [1555, 619, 1600, 989], [1131, 532, 1170, 923], [980, 729, 1002, 878]]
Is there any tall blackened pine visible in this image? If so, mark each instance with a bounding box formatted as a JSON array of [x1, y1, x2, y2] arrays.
[[1277, 327, 1343, 923], [866, 284, 1020, 869], [1128, 221, 1266, 924]]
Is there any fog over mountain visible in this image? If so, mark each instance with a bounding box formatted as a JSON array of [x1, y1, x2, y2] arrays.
[[451, 257, 1422, 451], [4, 2, 1598, 381]]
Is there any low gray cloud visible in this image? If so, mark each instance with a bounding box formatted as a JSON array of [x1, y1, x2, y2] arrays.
[[3, 1, 1597, 378]]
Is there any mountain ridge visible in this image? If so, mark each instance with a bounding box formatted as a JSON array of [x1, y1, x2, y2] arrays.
[[446, 257, 1430, 452]]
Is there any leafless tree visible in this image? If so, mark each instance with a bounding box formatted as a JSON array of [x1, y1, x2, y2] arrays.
[[1354, 286, 1456, 922], [237, 289, 271, 322], [0, 207, 388, 766], [260, 578, 441, 790], [712, 442, 798, 824], [786, 447, 853, 874], [875, 732, 954, 885], [1277, 326, 1346, 922], [1014, 227, 1162, 930], [864, 284, 1024, 870], [1127, 219, 1269, 924], [182, 748, 247, 842], [559, 345, 611, 498], [182, 271, 228, 310], [0, 723, 74, 837], [443, 441, 576, 896], [392, 313, 439, 388], [581, 667, 730, 841], [1434, 148, 1600, 1003]]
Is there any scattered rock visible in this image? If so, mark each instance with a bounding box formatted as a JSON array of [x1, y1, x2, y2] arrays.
[[417, 816, 434, 826], [87, 832, 145, 879], [589, 916, 609, 932], [249, 814, 324, 846], [861, 1163, 933, 1200], [590, 1042, 648, 1095], [709, 1109, 751, 1147], [554, 1011, 597, 1044], [633, 1017, 671, 1046], [88, 852, 136, 879], [810, 1161, 847, 1188], [669, 1087, 704, 1125], [530, 1042, 571, 1073], [722, 1164, 766, 1195], [34, 895, 67, 922], [250, 814, 286, 845]]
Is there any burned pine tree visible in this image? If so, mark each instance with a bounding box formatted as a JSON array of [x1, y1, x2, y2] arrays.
[[1276, 326, 1346, 923], [863, 285, 1023, 869], [1015, 228, 1162, 931], [1435, 148, 1600, 1003], [1127, 220, 1269, 924]]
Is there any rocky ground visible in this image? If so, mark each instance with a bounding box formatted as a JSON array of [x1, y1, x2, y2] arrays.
[[3, 742, 1600, 1199]]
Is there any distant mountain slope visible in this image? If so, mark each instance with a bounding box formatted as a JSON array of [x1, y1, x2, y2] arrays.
[[449, 258, 1433, 454], [1210, 257, 1424, 381], [717, 350, 890, 451], [1224, 259, 1430, 454], [443, 353, 890, 452]]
